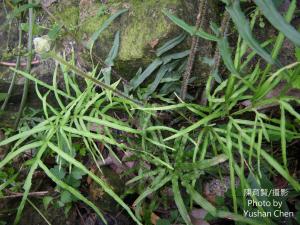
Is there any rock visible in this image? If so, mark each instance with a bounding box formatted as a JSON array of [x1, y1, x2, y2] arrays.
[[42, 0, 218, 79], [203, 176, 240, 204], [1, 0, 219, 91]]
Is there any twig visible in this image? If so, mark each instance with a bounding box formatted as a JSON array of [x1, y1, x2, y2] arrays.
[[15, 0, 34, 129], [2, 191, 50, 199], [200, 10, 230, 105], [76, 204, 87, 225], [0, 59, 40, 67], [27, 199, 52, 225], [180, 0, 207, 100]]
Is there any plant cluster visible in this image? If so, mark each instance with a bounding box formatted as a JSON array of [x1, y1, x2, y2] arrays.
[[0, 0, 300, 225]]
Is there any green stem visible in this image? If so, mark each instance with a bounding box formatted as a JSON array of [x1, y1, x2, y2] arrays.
[[1, 22, 23, 110], [15, 0, 33, 128]]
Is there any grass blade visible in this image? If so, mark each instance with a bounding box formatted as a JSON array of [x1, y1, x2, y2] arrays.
[[172, 176, 192, 225]]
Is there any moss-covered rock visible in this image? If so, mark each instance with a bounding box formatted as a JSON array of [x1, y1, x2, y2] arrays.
[[76, 0, 195, 60], [46, 0, 217, 78]]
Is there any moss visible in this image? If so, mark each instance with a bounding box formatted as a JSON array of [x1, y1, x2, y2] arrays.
[[46, 0, 201, 78], [117, 0, 181, 60], [74, 0, 182, 61], [54, 6, 79, 32]]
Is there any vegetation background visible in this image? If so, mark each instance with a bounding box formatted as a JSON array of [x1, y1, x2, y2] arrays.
[[0, 0, 300, 224]]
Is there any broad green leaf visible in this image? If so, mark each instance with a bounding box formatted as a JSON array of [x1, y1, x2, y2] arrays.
[[50, 165, 66, 180], [47, 24, 63, 40], [71, 167, 86, 180], [60, 190, 73, 204], [42, 196, 53, 210]]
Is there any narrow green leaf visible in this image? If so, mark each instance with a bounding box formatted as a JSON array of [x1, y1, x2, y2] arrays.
[[130, 59, 163, 90], [105, 31, 120, 66], [156, 33, 186, 56], [161, 50, 190, 64], [185, 184, 261, 225], [143, 65, 170, 99], [218, 37, 240, 75], [0, 141, 44, 169], [164, 111, 222, 141], [0, 126, 50, 147], [7, 3, 37, 20], [81, 116, 140, 134], [178, 154, 228, 171], [162, 10, 219, 41], [172, 176, 192, 225], [86, 9, 128, 49], [14, 142, 48, 225], [280, 100, 300, 121], [280, 103, 287, 168], [254, 0, 300, 46], [133, 173, 171, 207], [10, 68, 73, 100], [226, 0, 274, 64]]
